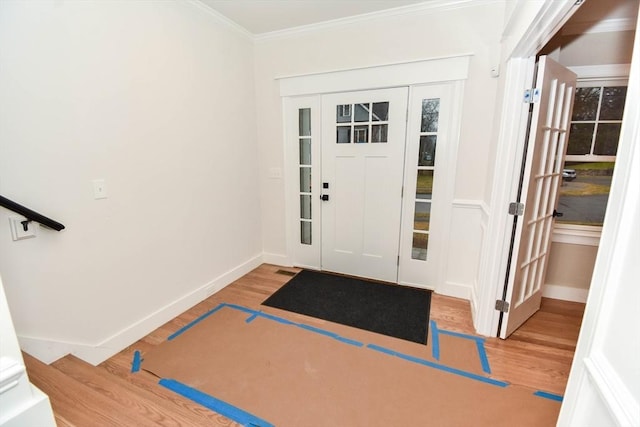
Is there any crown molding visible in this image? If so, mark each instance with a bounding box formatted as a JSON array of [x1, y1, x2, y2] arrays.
[[189, 0, 254, 41], [562, 17, 637, 36], [255, 0, 500, 42]]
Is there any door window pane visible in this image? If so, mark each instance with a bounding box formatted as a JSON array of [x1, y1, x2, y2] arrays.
[[300, 167, 311, 192], [337, 105, 352, 123], [300, 195, 312, 219], [421, 99, 440, 132], [299, 108, 311, 136], [299, 138, 311, 165], [337, 126, 351, 144], [594, 123, 621, 155], [354, 125, 368, 143], [372, 102, 389, 121], [414, 201, 430, 231], [371, 124, 388, 143], [354, 103, 370, 122], [411, 233, 428, 261], [419, 136, 437, 166], [416, 170, 433, 200], [300, 221, 312, 245]]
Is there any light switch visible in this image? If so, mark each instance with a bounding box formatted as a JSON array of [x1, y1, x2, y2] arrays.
[[9, 217, 38, 241], [93, 179, 108, 199]]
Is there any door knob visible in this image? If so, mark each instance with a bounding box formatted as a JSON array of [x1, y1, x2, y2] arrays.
[[553, 209, 563, 218], [320, 194, 329, 201]]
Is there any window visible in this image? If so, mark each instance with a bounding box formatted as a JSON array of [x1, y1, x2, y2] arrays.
[[558, 82, 627, 227], [298, 108, 312, 244], [411, 98, 440, 260], [335, 102, 389, 144]]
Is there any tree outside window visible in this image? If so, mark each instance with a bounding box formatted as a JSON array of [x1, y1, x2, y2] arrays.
[[558, 82, 627, 227]]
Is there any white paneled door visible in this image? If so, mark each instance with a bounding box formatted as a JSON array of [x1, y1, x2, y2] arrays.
[[320, 88, 409, 282], [500, 56, 577, 338]]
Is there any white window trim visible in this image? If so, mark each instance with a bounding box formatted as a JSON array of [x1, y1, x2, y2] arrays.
[[554, 64, 630, 245]]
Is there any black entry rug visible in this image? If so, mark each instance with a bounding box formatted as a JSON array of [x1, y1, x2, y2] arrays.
[[262, 269, 432, 344]]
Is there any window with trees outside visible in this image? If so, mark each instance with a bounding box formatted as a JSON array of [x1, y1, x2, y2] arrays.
[[558, 81, 627, 228]]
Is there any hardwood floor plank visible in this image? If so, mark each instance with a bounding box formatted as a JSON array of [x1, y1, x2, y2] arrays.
[[24, 353, 157, 427]]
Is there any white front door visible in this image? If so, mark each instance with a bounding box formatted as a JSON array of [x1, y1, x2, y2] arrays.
[[320, 88, 409, 282], [499, 56, 577, 338]]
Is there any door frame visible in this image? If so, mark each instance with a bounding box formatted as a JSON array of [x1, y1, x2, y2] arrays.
[[280, 56, 471, 287], [475, 0, 585, 337]]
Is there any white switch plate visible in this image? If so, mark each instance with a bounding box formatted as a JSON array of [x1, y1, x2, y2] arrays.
[[93, 179, 108, 199], [9, 217, 38, 241]]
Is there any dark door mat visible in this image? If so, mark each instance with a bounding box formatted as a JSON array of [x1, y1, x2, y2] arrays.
[[262, 269, 432, 344]]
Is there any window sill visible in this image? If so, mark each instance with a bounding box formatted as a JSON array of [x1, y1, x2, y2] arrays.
[[552, 224, 601, 246]]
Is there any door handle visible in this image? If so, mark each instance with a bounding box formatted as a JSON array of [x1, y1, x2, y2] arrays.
[[320, 194, 329, 201], [553, 209, 563, 218]]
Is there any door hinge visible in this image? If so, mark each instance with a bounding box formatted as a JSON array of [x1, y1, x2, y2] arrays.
[[523, 88, 541, 104], [397, 255, 400, 266], [508, 202, 525, 216], [495, 300, 510, 313], [401, 186, 404, 198]]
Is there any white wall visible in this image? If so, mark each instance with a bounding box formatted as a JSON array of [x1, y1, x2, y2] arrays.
[[0, 0, 261, 364], [254, 2, 505, 297]]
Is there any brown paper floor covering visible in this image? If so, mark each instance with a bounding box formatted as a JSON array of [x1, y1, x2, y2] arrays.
[[142, 303, 561, 427]]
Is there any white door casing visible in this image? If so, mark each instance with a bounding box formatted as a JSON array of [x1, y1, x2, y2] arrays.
[[499, 56, 577, 338], [320, 88, 408, 282]]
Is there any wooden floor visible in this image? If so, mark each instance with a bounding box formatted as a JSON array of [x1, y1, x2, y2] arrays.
[[24, 264, 585, 426]]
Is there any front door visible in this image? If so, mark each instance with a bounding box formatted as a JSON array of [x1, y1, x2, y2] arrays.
[[499, 56, 577, 338], [320, 88, 409, 282]]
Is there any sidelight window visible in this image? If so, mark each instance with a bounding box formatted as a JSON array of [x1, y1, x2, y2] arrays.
[[411, 99, 440, 260]]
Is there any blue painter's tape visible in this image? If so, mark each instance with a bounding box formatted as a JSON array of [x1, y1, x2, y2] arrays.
[[296, 323, 339, 338], [475, 340, 491, 374], [534, 390, 563, 402], [334, 336, 364, 347], [159, 378, 274, 427], [254, 311, 297, 326], [430, 320, 440, 361], [131, 350, 142, 373], [168, 303, 228, 341], [245, 312, 259, 323], [224, 303, 256, 315], [438, 328, 486, 344], [366, 344, 509, 388]]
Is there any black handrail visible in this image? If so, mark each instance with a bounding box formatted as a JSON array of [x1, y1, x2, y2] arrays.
[[0, 195, 65, 231]]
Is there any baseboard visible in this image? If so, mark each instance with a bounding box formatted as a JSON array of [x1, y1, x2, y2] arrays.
[[542, 284, 589, 303], [19, 254, 264, 366], [0, 383, 56, 427], [437, 281, 472, 301], [262, 252, 290, 266]]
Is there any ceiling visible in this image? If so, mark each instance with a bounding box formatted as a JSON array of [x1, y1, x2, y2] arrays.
[[198, 0, 639, 36], [198, 0, 428, 35]]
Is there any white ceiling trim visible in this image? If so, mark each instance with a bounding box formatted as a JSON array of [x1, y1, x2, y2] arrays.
[[189, 0, 254, 40], [255, 0, 499, 42]]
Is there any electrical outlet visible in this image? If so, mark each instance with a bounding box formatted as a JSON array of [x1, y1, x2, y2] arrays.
[[9, 217, 38, 241]]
